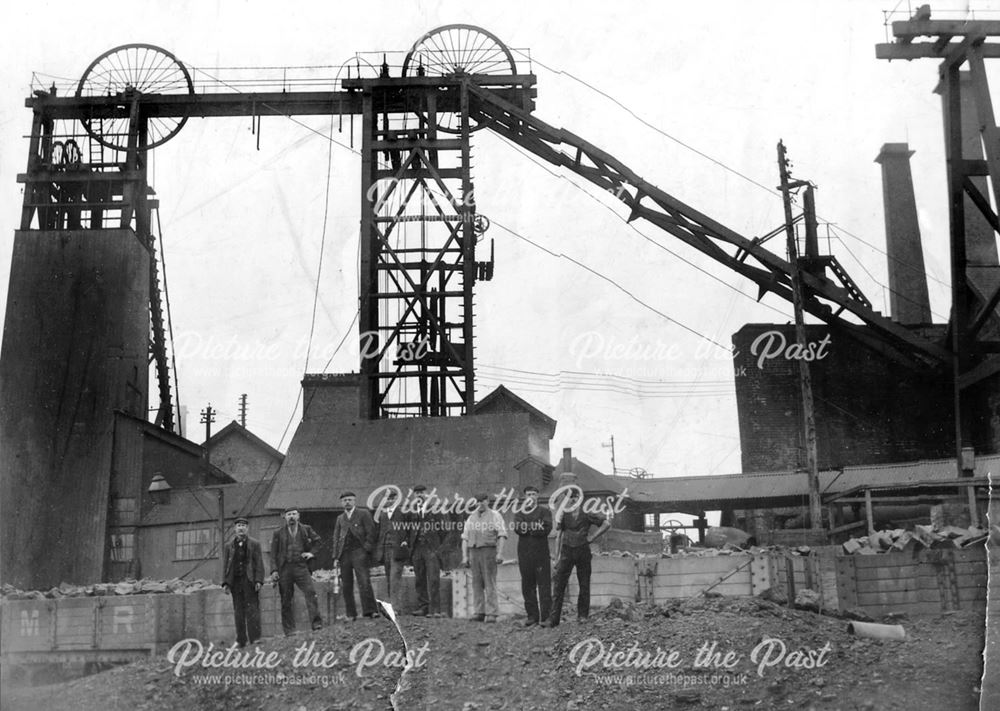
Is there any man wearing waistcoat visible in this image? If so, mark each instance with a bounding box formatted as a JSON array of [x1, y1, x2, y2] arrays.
[[541, 489, 611, 628], [270, 507, 323, 635], [222, 516, 264, 647], [332, 491, 378, 620]]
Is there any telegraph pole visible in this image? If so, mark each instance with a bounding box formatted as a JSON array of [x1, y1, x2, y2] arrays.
[[200, 403, 216, 461], [217, 488, 225, 580], [238, 393, 248, 428], [602, 435, 617, 474], [777, 141, 823, 533]]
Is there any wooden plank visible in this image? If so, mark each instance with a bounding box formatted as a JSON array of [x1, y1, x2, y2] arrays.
[[957, 587, 988, 602], [853, 561, 987, 580], [855, 600, 948, 615], [654, 584, 753, 599], [852, 552, 920, 568], [1, 600, 56, 653], [857, 587, 984, 604], [656, 555, 754, 576], [835, 556, 858, 609], [858, 588, 941, 605], [654, 569, 753, 589], [750, 554, 775, 595], [953, 548, 988, 563], [856, 577, 941, 594], [97, 598, 151, 649]]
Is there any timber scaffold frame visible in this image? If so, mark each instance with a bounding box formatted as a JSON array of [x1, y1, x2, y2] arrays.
[[877, 4, 1000, 471]]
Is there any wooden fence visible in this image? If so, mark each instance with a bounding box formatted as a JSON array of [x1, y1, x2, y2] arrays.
[[450, 546, 988, 618]]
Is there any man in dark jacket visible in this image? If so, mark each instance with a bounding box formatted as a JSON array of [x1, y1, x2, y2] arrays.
[[270, 507, 323, 635], [407, 485, 444, 617], [375, 489, 409, 612], [222, 516, 265, 647], [511, 485, 553, 627], [332, 492, 378, 619]]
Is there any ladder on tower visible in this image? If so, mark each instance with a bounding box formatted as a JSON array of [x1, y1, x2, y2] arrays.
[[820, 255, 872, 309], [148, 208, 174, 433]]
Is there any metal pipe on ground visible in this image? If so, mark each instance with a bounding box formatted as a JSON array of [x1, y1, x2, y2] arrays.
[[847, 621, 906, 640]]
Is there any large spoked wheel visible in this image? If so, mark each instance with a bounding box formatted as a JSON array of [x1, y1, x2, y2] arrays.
[[76, 43, 194, 151], [402, 24, 517, 134]]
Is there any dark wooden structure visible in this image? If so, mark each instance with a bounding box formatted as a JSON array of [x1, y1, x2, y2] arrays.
[[877, 5, 1000, 465]]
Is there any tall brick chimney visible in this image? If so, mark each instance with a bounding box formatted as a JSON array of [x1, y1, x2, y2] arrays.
[[875, 143, 932, 324]]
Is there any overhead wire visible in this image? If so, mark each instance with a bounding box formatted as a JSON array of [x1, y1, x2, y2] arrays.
[[510, 49, 782, 200], [303, 112, 337, 372], [491, 217, 731, 353], [476, 367, 733, 396], [168, 60, 365, 578], [479, 362, 732, 385], [829, 225, 950, 321], [487, 132, 792, 320], [644, 288, 741, 469], [515, 48, 953, 316]]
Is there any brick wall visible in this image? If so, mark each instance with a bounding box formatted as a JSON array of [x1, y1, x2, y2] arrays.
[[733, 323, 953, 472]]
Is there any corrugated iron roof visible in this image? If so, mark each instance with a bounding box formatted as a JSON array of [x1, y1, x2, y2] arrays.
[[607, 454, 1000, 511], [541, 456, 625, 496], [266, 411, 542, 511]]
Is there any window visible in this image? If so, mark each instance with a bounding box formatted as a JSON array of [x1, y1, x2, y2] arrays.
[[175, 528, 217, 560], [110, 532, 134, 562], [110, 497, 137, 526]]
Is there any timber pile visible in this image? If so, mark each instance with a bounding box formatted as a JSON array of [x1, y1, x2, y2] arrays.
[[840, 524, 987, 555]]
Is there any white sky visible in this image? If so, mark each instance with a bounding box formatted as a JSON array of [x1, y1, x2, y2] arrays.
[[1, 0, 993, 478]]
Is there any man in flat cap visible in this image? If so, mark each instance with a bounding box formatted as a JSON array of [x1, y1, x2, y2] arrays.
[[461, 492, 508, 622], [222, 516, 264, 647], [511, 485, 552, 627], [407, 485, 445, 617], [270, 507, 323, 635], [332, 492, 378, 619]]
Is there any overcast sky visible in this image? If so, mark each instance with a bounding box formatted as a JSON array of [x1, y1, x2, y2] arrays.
[[1, 0, 991, 478]]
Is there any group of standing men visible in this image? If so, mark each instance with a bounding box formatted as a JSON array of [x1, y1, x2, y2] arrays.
[[492, 485, 611, 627], [220, 483, 612, 646]]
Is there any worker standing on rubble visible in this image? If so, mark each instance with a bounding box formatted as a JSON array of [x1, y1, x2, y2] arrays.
[[461, 492, 508, 622], [270, 507, 323, 635], [511, 485, 553, 627], [221, 516, 264, 647], [541, 489, 611, 627], [332, 491, 379, 620], [407, 485, 446, 617]]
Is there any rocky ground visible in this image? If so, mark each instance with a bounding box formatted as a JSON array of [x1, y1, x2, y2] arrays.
[[1, 595, 986, 711]]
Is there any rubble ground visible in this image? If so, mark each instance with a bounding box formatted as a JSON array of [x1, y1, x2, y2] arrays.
[[1, 595, 985, 710]]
